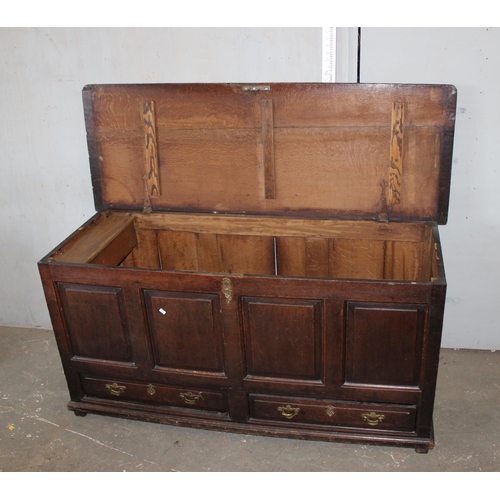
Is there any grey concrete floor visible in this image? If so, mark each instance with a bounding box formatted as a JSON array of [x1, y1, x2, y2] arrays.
[[1, 325, 499, 472]]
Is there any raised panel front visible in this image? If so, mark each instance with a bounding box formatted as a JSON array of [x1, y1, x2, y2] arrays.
[[345, 302, 426, 388], [58, 283, 133, 364], [144, 290, 225, 374], [241, 297, 323, 383]]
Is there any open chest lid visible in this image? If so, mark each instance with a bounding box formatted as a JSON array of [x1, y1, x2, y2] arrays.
[[83, 83, 456, 224]]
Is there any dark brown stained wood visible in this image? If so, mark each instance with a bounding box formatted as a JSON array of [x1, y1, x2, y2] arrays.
[[66, 396, 432, 448], [38, 263, 87, 402], [83, 83, 456, 223], [345, 302, 426, 387], [44, 257, 437, 306], [389, 101, 404, 204], [144, 290, 225, 374], [249, 394, 417, 433], [228, 390, 250, 422], [241, 297, 323, 382], [40, 249, 444, 450], [417, 281, 446, 437], [58, 283, 134, 364], [262, 99, 276, 199], [82, 376, 226, 412], [430, 240, 439, 281], [38, 83, 453, 452], [142, 100, 160, 211]]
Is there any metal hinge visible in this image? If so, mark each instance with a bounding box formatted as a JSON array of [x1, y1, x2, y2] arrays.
[[243, 85, 271, 92]]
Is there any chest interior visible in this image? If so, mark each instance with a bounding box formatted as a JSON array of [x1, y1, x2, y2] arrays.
[[48, 82, 455, 283], [50, 211, 440, 282]]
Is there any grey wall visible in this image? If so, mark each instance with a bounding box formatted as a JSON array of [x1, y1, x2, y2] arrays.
[[360, 27, 500, 349], [2, 27, 497, 350], [0, 27, 322, 329]]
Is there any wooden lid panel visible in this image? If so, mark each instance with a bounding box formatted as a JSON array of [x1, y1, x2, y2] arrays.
[[272, 84, 453, 129], [90, 84, 259, 131], [84, 83, 456, 222]]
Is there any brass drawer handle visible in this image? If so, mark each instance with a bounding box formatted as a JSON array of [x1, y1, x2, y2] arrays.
[[105, 382, 126, 397], [179, 391, 203, 405], [326, 405, 335, 417], [278, 404, 300, 420], [361, 411, 386, 426], [147, 384, 156, 396]]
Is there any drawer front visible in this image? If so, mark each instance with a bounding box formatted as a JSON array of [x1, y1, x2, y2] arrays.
[[249, 395, 417, 432], [81, 376, 225, 412]]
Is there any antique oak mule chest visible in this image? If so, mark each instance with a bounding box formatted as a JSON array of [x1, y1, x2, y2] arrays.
[[38, 83, 456, 452]]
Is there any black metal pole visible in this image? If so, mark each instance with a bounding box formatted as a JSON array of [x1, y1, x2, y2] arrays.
[[357, 27, 361, 83]]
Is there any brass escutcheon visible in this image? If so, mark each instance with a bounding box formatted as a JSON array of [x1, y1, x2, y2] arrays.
[[105, 382, 126, 397], [361, 411, 386, 426], [147, 384, 156, 396], [179, 391, 203, 405], [278, 404, 300, 420], [222, 277, 232, 306], [326, 405, 335, 417]]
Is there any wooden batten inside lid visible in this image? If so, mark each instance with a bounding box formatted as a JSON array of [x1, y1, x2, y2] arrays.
[[83, 83, 456, 223]]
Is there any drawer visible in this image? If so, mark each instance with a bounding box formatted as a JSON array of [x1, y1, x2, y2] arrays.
[[249, 395, 417, 433], [81, 376, 225, 412]]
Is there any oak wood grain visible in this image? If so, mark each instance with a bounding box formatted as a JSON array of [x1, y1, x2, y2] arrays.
[[142, 100, 160, 211], [83, 83, 456, 223], [134, 212, 427, 242], [389, 101, 404, 204]]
